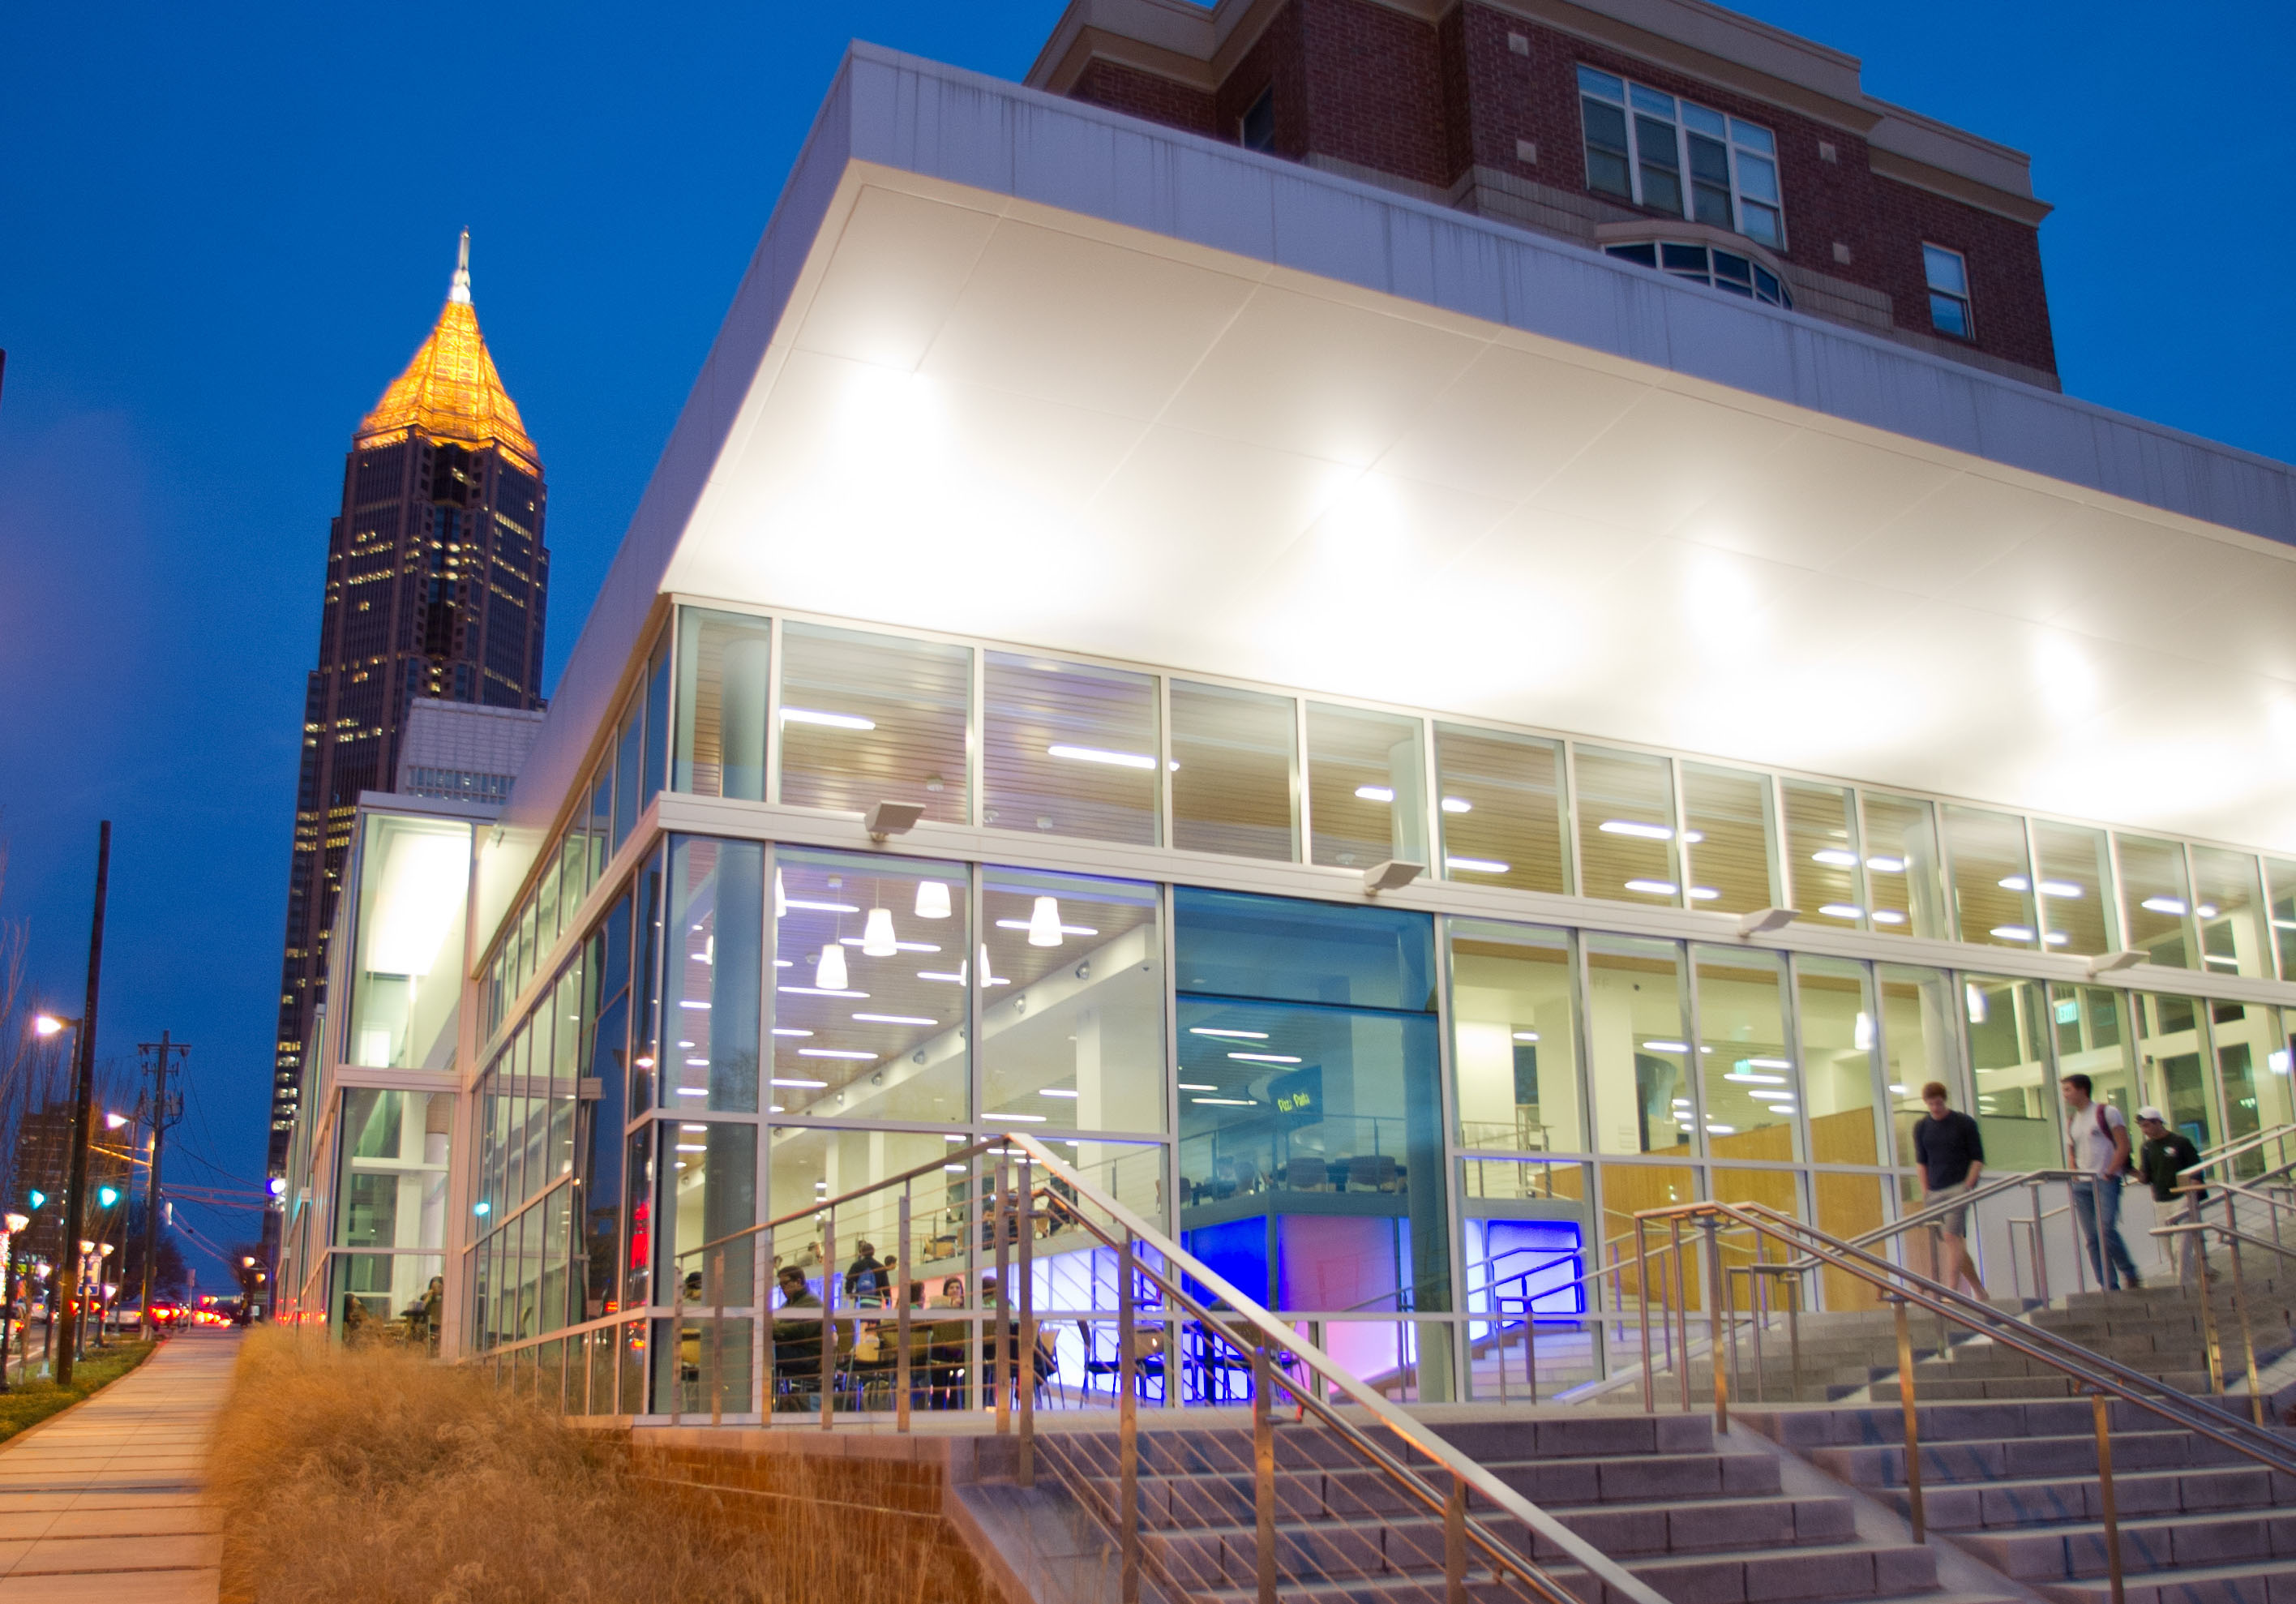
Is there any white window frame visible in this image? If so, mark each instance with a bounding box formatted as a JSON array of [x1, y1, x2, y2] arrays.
[[1922, 242, 1974, 340], [1576, 66, 1785, 252]]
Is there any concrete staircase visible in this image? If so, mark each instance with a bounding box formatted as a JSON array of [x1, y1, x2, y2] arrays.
[[1744, 1396, 2296, 1604], [1038, 1411, 2011, 1603]]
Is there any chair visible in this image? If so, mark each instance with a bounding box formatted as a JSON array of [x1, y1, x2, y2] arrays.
[[1079, 1321, 1166, 1402], [1284, 1157, 1329, 1191], [1348, 1154, 1399, 1193]]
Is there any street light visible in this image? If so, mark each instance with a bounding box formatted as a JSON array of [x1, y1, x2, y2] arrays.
[[32, 1014, 77, 1039], [102, 1113, 126, 1130]]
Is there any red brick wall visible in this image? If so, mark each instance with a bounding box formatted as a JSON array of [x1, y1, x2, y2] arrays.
[[1069, 58, 1219, 136], [1052, 0, 2054, 378]]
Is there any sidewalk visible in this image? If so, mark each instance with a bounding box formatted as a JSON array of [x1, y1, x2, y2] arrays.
[[0, 1329, 239, 1602]]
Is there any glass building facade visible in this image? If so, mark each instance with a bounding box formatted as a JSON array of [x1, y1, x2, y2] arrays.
[[409, 601, 2296, 1412]]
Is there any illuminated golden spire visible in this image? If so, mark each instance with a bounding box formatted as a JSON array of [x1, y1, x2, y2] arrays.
[[358, 230, 540, 472]]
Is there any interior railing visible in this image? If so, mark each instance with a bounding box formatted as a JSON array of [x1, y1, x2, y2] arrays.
[[1636, 1199, 2296, 1604], [669, 1134, 1668, 1604]]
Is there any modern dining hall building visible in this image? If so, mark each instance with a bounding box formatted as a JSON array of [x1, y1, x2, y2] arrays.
[[274, 0, 2296, 1414]]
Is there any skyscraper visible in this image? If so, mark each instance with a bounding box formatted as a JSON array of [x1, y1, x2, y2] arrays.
[[267, 234, 549, 1179]]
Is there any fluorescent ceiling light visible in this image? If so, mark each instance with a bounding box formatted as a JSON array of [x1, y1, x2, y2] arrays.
[[1749, 1088, 1793, 1101], [2038, 880, 2084, 898], [779, 985, 867, 998], [1229, 1053, 1302, 1063], [918, 971, 963, 984], [1355, 785, 1395, 803], [1867, 856, 1906, 873], [1446, 857, 1510, 874], [1642, 1040, 1704, 1053], [2043, 931, 2071, 946], [1687, 887, 1720, 902], [2140, 896, 2187, 916], [943, 1163, 967, 1173], [1178, 1083, 1218, 1091], [1002, 1113, 1048, 1123], [799, 1049, 876, 1061], [1039, 1088, 1080, 1099], [1601, 820, 1674, 840], [2204, 953, 2240, 967], [1818, 904, 1863, 920], [1810, 849, 1859, 868], [784, 898, 859, 914], [1190, 1097, 1257, 1106], [771, 1028, 813, 1038], [780, 707, 875, 730], [773, 959, 792, 968], [679, 1000, 712, 1010], [861, 907, 898, 957], [675, 1143, 708, 1153], [838, 937, 939, 952], [1990, 925, 2037, 942], [679, 1124, 709, 1133], [854, 1013, 937, 1026], [2198, 903, 2219, 918], [1745, 1057, 1793, 1070], [1623, 879, 1677, 896], [1048, 744, 1156, 770], [1724, 1071, 1787, 1084], [683, 1057, 709, 1066], [1704, 1125, 1737, 1134], [770, 1077, 829, 1088], [1190, 1027, 1269, 1040], [1999, 874, 2032, 892], [1871, 910, 1907, 925], [1511, 1031, 1540, 1043], [1441, 797, 1471, 813], [915, 880, 952, 920]]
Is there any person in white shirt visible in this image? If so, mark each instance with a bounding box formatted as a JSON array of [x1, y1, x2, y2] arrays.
[[2061, 1073, 2140, 1291]]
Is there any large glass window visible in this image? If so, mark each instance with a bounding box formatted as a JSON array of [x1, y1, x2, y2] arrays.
[[2192, 847, 2269, 980], [1784, 782, 1865, 929], [1306, 703, 1425, 871], [1433, 725, 1568, 893], [666, 837, 764, 1114], [1575, 66, 1784, 247], [2210, 1005, 2291, 1175], [772, 848, 969, 1123], [673, 607, 772, 801], [1448, 920, 1583, 1153], [2117, 835, 2195, 966], [1878, 965, 1956, 1167], [983, 654, 1160, 847], [1942, 805, 2037, 949], [347, 815, 472, 1070], [1696, 946, 1796, 1162], [1173, 890, 1448, 1341], [1681, 765, 1778, 916], [2135, 993, 2215, 1147], [981, 868, 1165, 1134], [1585, 934, 1690, 1158], [1170, 680, 1296, 861], [1574, 747, 1681, 907], [2047, 984, 2138, 1139], [2267, 859, 2296, 980], [576, 895, 632, 1323], [1861, 792, 1946, 937], [764, 1125, 959, 1299], [1964, 976, 2056, 1170], [660, 1121, 756, 1311], [777, 623, 970, 825], [2031, 821, 2114, 957], [1793, 957, 1879, 1166]]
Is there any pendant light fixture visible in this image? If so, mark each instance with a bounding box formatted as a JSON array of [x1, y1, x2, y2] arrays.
[[862, 907, 897, 957], [774, 868, 788, 920], [1027, 895, 1064, 947], [816, 943, 849, 991], [977, 944, 996, 987], [915, 880, 951, 920]]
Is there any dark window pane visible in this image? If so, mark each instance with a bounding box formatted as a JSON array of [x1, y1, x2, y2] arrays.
[[1605, 242, 1657, 267], [1929, 294, 1969, 338], [1660, 242, 1706, 273], [1711, 251, 1751, 284], [1240, 88, 1275, 153], [1174, 886, 1434, 1014]]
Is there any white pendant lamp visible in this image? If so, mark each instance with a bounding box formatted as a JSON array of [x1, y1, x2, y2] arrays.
[[774, 868, 787, 920], [1027, 896, 1064, 947], [976, 944, 996, 987], [914, 880, 952, 920], [815, 944, 849, 991], [862, 907, 897, 957]]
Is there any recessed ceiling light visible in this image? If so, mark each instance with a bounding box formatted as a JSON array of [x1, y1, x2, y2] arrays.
[[1189, 1027, 1269, 1040], [799, 1048, 876, 1060], [1446, 857, 1510, 874], [783, 898, 859, 914], [1818, 903, 1863, 920], [2037, 880, 2083, 898], [1999, 874, 2033, 892], [1686, 886, 1720, 902], [1355, 785, 1395, 803], [780, 708, 875, 731], [853, 1013, 936, 1026], [2140, 896, 2187, 916], [1512, 1031, 1540, 1043], [1601, 820, 1674, 840], [1624, 879, 1677, 896], [1870, 910, 1907, 925], [1441, 797, 1471, 813], [771, 1028, 813, 1038], [1228, 1052, 1302, 1063], [1990, 925, 2037, 941], [1039, 1088, 1080, 1099], [1190, 1097, 1257, 1106], [1866, 856, 1905, 873], [1810, 849, 1858, 868], [770, 1078, 828, 1088], [1178, 1083, 1218, 1091]]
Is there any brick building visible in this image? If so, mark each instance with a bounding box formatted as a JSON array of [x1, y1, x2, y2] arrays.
[[1032, 0, 2057, 387]]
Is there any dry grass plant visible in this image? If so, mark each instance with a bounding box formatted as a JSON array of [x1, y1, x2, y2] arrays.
[[209, 1331, 948, 1604]]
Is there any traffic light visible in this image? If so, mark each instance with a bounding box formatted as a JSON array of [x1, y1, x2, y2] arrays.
[[25, 1192, 43, 1211], [96, 1186, 119, 1209]]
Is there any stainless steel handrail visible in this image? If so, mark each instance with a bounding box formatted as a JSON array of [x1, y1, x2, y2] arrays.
[[2189, 1122, 2296, 1182], [670, 1133, 1670, 1604]]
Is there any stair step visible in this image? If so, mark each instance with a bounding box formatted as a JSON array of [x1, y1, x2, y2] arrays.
[[1868, 1463, 2290, 1529], [1951, 1508, 2296, 1580]]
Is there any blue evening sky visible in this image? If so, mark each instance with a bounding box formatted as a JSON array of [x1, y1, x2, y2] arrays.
[[0, 2, 2289, 1262]]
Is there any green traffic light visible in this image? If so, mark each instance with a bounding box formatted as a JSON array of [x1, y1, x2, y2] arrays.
[[24, 1192, 42, 1211], [97, 1186, 119, 1208]]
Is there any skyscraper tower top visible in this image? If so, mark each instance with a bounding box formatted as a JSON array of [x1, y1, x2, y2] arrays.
[[358, 231, 540, 472]]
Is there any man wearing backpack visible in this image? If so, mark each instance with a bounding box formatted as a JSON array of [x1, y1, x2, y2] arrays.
[[2135, 1108, 2204, 1285], [2061, 1074, 2140, 1291]]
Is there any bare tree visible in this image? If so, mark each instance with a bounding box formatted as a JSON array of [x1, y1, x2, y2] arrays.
[[0, 847, 74, 1217]]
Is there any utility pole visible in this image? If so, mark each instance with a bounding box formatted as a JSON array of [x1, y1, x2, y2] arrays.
[[54, 822, 110, 1387], [135, 1035, 186, 1333]]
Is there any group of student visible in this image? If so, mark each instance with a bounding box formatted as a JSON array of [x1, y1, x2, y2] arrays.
[[1913, 1074, 2208, 1297], [763, 1245, 1047, 1409]]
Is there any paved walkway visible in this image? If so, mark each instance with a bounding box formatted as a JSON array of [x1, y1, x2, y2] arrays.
[[0, 1331, 238, 1602]]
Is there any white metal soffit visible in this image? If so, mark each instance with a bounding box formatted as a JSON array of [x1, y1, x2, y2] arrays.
[[664, 164, 2296, 852]]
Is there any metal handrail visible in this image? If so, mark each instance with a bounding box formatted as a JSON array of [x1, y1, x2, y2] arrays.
[[671, 1133, 1669, 1604], [2189, 1122, 2296, 1182]]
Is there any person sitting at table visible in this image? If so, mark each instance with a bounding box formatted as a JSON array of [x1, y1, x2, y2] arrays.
[[769, 1267, 824, 1411]]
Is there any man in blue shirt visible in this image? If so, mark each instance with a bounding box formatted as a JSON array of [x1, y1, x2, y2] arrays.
[[1913, 1081, 1986, 1297]]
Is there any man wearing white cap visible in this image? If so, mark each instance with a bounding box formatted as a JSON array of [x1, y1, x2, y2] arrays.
[[2135, 1108, 2204, 1285]]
